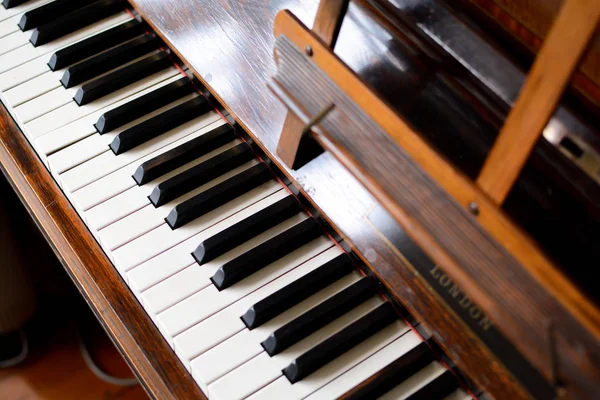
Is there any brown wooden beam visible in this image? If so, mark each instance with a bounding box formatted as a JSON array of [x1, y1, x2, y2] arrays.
[[477, 0, 600, 204], [276, 0, 349, 168]]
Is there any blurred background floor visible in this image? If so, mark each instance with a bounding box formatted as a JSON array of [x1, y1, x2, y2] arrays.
[[0, 174, 148, 400]]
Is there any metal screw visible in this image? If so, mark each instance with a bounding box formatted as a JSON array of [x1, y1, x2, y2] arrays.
[[468, 201, 479, 216], [305, 45, 313, 57]]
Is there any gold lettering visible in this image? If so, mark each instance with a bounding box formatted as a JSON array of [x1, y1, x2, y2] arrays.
[[429, 264, 494, 333], [479, 316, 493, 331], [469, 306, 482, 320], [439, 274, 452, 287], [448, 284, 461, 299], [458, 296, 472, 309]]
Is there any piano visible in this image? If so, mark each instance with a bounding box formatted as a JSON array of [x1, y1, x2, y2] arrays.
[[0, 0, 598, 399]]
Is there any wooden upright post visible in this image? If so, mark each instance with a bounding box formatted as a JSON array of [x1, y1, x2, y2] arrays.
[[477, 0, 600, 205], [276, 0, 349, 168]]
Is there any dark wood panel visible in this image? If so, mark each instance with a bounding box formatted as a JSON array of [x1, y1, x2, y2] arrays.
[[0, 107, 204, 400], [463, 0, 600, 108], [269, 21, 600, 398], [128, 0, 320, 153], [127, 1, 538, 398]]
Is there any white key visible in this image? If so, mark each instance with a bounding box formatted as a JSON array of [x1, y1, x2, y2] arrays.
[[3, 70, 58, 107], [14, 84, 73, 123], [142, 213, 309, 315], [59, 111, 220, 192], [0, 14, 133, 91], [35, 74, 185, 157], [246, 321, 410, 400], [85, 139, 239, 230], [305, 331, 422, 400], [70, 118, 221, 211], [126, 189, 290, 293], [379, 361, 446, 400], [47, 93, 200, 175], [0, 16, 20, 39], [0, 30, 28, 56], [7, 41, 164, 105], [0, 42, 38, 77], [176, 248, 344, 369], [97, 161, 258, 251], [120, 184, 286, 278], [157, 236, 333, 338], [189, 271, 362, 387], [0, 51, 47, 91], [0, 0, 52, 23], [25, 68, 180, 140], [207, 297, 385, 400], [15, 50, 167, 124], [0, 12, 131, 75]]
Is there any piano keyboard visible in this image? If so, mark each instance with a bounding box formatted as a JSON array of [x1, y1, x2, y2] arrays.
[[0, 1, 473, 399]]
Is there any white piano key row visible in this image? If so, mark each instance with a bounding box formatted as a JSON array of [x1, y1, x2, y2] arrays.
[[0, 2, 471, 399]]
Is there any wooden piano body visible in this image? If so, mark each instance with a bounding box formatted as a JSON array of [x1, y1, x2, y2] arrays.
[[0, 0, 599, 399]]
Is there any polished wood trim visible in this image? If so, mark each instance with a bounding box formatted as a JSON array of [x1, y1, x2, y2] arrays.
[[277, 0, 348, 168], [477, 0, 600, 204], [272, 11, 600, 396], [273, 9, 600, 342], [125, 2, 540, 398], [0, 107, 204, 400], [276, 111, 306, 168], [312, 0, 348, 47], [464, 0, 600, 108]]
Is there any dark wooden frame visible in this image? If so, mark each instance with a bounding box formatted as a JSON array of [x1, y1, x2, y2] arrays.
[[269, 3, 600, 398], [1, 0, 598, 398]]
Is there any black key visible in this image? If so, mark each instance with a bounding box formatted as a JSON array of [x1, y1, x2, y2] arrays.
[[109, 96, 210, 154], [242, 253, 354, 330], [283, 302, 398, 384], [19, 0, 96, 31], [48, 19, 146, 71], [3, 0, 29, 9], [61, 33, 161, 88], [74, 50, 172, 106], [132, 124, 235, 185], [149, 143, 254, 207], [344, 342, 435, 400], [262, 276, 375, 356], [211, 218, 323, 291], [165, 163, 272, 229], [96, 77, 195, 134], [30, 0, 126, 47], [193, 195, 301, 266], [406, 370, 459, 400]]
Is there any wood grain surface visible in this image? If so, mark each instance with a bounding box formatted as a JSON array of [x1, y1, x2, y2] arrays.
[[271, 11, 600, 399], [0, 0, 597, 398], [477, 0, 600, 204], [464, 0, 600, 108], [125, 1, 553, 398]]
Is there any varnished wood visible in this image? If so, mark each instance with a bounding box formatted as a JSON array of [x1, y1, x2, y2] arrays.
[[477, 0, 600, 205], [277, 0, 348, 168], [276, 112, 307, 168], [312, 0, 348, 47], [125, 1, 598, 398], [271, 11, 600, 398], [465, 0, 600, 108], [0, 107, 204, 399], [127, 1, 533, 398]]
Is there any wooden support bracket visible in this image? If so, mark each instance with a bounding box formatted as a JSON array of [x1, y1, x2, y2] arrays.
[[477, 0, 600, 205], [276, 0, 349, 168], [270, 10, 600, 398]]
